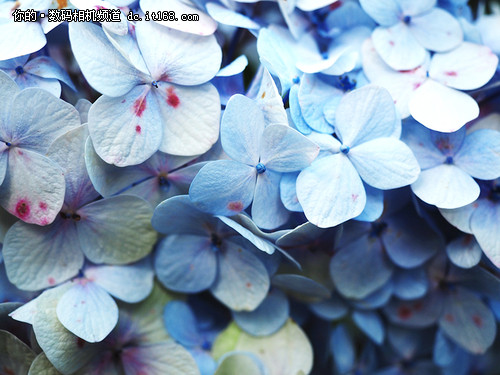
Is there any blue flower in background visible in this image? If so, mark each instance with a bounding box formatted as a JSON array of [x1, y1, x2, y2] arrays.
[[0, 54, 75, 97], [152, 195, 273, 311]]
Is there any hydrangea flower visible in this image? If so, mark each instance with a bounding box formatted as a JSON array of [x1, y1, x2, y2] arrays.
[[0, 71, 79, 225], [152, 195, 273, 311], [296, 85, 420, 228], [2, 125, 157, 291], [362, 39, 499, 132], [440, 178, 500, 268], [190, 94, 319, 230], [359, 0, 463, 70], [69, 20, 222, 166], [403, 120, 500, 208], [0, 54, 75, 97]]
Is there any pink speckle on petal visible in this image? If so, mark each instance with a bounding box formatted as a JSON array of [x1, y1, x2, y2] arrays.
[[329, 1, 342, 10], [389, 40, 395, 46], [15, 199, 30, 219], [227, 201, 243, 212], [48, 277, 56, 285], [246, 282, 252, 288], [76, 337, 85, 348], [166, 87, 180, 108], [40, 218, 49, 226], [121, 99, 126, 103], [135, 125, 141, 134], [398, 306, 412, 320], [39, 202, 48, 210], [445, 71, 458, 77], [445, 313, 455, 323], [472, 315, 483, 328], [351, 194, 358, 202], [132, 97, 147, 117], [413, 82, 422, 90]]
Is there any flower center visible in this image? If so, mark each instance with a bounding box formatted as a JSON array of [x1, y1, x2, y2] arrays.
[[15, 65, 24, 75], [403, 15, 411, 24], [340, 145, 350, 154], [445, 156, 454, 165], [256, 163, 266, 174]]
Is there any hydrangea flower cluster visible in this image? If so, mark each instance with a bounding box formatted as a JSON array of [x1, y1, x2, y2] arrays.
[[1, 0, 500, 374]]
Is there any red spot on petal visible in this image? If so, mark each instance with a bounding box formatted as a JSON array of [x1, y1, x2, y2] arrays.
[[76, 337, 85, 348], [227, 201, 243, 212], [412, 301, 423, 311], [39, 201, 48, 210], [15, 199, 30, 219], [472, 315, 483, 328], [444, 313, 455, 323], [463, 235, 473, 246], [329, 1, 342, 10], [436, 138, 452, 151], [246, 282, 252, 288], [121, 99, 126, 103], [166, 87, 180, 108], [413, 82, 422, 90], [132, 97, 147, 117], [81, 300, 85, 304], [95, 5, 106, 10], [398, 306, 412, 320], [40, 218, 49, 225], [351, 194, 358, 202], [3, 367, 15, 375], [135, 125, 141, 134], [48, 277, 56, 285], [445, 71, 458, 77], [389, 40, 395, 46]]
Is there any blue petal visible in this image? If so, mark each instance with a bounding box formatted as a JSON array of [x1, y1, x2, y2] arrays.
[[233, 289, 289, 336], [330, 235, 393, 299], [68, 22, 148, 97], [251, 170, 290, 230], [260, 124, 319, 173], [210, 241, 270, 311], [164, 300, 203, 347], [335, 85, 401, 147], [152, 195, 217, 237], [190, 160, 257, 216], [56, 280, 118, 343], [446, 235, 482, 269], [384, 292, 443, 328], [155, 235, 217, 293], [330, 324, 355, 374], [353, 310, 385, 344], [470, 201, 500, 267], [271, 274, 330, 301], [297, 154, 366, 228], [439, 287, 496, 354], [382, 209, 442, 268], [349, 138, 420, 189], [359, 0, 401, 26], [454, 129, 500, 180], [309, 294, 349, 321], [411, 164, 479, 209], [392, 267, 429, 300], [280, 172, 302, 212], [221, 94, 264, 165]]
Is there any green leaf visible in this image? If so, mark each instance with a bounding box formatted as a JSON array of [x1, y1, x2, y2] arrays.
[[215, 352, 264, 375], [212, 320, 313, 375], [28, 353, 62, 375], [0, 329, 36, 374]]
